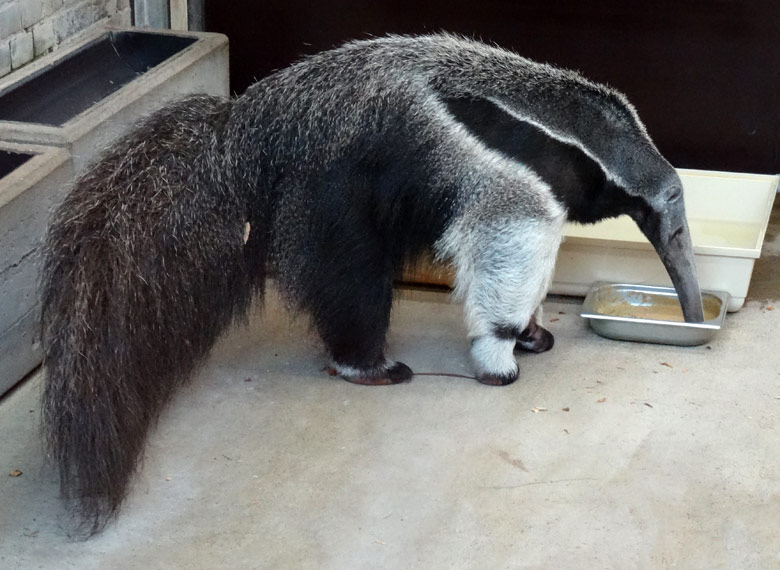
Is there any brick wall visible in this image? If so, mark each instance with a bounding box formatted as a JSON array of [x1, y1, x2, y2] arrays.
[[0, 0, 132, 78]]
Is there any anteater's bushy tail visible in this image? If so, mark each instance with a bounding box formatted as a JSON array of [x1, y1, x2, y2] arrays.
[[40, 94, 266, 536]]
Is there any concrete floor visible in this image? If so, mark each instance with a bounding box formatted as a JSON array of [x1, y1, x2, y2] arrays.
[[2, 208, 780, 569]]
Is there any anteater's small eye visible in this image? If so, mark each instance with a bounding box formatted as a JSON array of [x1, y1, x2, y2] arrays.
[[666, 187, 682, 203]]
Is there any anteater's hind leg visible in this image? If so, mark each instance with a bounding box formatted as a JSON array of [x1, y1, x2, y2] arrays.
[[315, 264, 412, 385], [283, 209, 413, 386]]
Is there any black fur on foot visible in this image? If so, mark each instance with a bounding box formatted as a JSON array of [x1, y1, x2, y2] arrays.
[[515, 317, 555, 354], [329, 361, 413, 385], [476, 369, 519, 387]]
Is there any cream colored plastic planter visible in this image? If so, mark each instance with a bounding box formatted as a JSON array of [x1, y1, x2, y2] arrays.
[[0, 26, 228, 173], [0, 143, 73, 395], [550, 169, 779, 312]]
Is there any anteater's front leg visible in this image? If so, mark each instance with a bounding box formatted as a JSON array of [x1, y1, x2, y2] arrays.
[[515, 309, 555, 354], [447, 212, 564, 386]]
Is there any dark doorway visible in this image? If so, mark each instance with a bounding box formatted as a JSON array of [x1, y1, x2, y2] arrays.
[[205, 1, 780, 174]]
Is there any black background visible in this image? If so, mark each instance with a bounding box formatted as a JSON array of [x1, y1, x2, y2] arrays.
[[205, 0, 780, 174]]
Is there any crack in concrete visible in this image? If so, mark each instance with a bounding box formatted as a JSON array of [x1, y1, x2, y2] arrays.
[[481, 478, 600, 489], [0, 248, 39, 278]]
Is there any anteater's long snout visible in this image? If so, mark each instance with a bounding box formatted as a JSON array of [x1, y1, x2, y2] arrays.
[[634, 190, 705, 323]]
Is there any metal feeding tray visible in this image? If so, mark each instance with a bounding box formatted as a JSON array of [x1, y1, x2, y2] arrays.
[[580, 283, 729, 346]]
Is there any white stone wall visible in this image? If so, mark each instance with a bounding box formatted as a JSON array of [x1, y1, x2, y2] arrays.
[[0, 0, 132, 78]]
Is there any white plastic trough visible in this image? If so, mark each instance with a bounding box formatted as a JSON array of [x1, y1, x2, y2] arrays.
[[0, 143, 72, 395], [550, 168, 779, 312]]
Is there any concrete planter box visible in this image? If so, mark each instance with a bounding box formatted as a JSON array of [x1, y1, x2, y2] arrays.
[[0, 26, 228, 395], [0, 26, 229, 172], [0, 144, 72, 396]]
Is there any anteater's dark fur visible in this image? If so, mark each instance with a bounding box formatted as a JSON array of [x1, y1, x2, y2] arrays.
[[40, 95, 264, 536]]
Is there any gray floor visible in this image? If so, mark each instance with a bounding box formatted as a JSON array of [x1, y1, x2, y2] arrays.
[[2, 278, 780, 569]]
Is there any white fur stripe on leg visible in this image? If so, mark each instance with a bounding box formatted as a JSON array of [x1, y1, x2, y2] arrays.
[[471, 336, 518, 377]]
